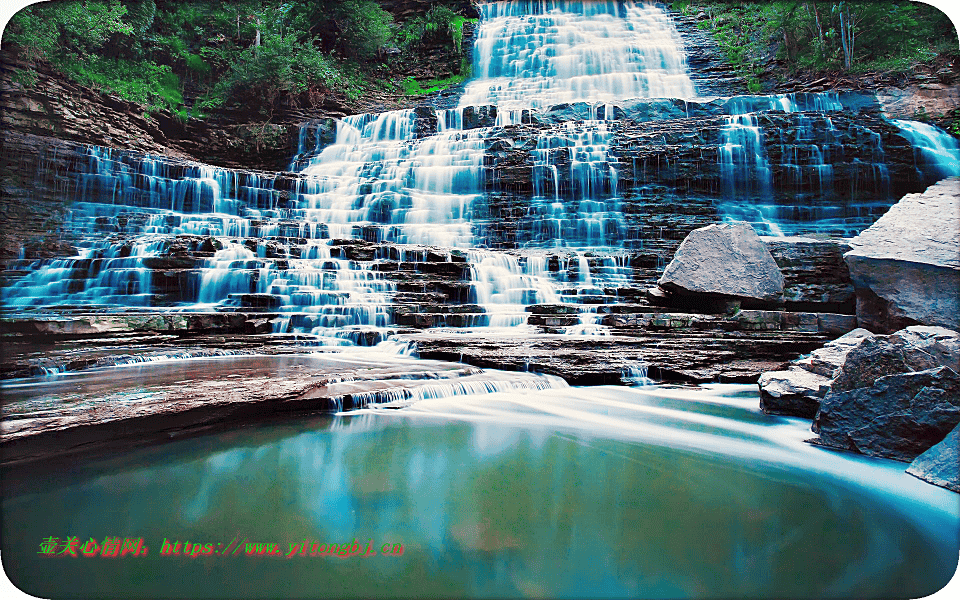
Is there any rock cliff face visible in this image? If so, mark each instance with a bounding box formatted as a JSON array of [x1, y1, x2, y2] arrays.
[[764, 237, 854, 313], [0, 54, 299, 170], [669, 11, 749, 98], [0, 57, 180, 150]]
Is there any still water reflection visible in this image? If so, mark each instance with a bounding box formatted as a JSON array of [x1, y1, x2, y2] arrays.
[[3, 384, 958, 598]]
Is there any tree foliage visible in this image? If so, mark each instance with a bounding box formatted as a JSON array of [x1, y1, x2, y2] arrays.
[[5, 0, 134, 61], [396, 5, 475, 55], [1, 0, 468, 117], [674, 1, 958, 89]]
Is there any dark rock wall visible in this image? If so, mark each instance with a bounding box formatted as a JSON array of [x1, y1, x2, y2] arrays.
[[1, 132, 96, 261], [0, 55, 187, 157]]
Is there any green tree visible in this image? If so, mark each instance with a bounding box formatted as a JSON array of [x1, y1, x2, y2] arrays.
[[677, 1, 958, 79], [4, 0, 134, 61]]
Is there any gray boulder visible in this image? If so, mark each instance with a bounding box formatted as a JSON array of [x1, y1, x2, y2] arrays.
[[844, 178, 960, 333], [907, 422, 960, 492], [658, 222, 784, 302], [812, 366, 960, 461]]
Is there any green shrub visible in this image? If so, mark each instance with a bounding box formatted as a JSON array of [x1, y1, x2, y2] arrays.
[[396, 6, 475, 55], [215, 30, 362, 113], [184, 54, 211, 75], [61, 55, 182, 110], [321, 0, 394, 61], [403, 73, 468, 96]]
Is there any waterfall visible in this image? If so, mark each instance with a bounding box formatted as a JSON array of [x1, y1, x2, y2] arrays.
[[892, 119, 960, 181], [197, 243, 257, 304], [467, 250, 559, 327], [718, 113, 773, 200], [526, 121, 625, 247], [7, 1, 960, 352], [293, 109, 481, 248], [712, 92, 902, 237], [462, 0, 696, 110]]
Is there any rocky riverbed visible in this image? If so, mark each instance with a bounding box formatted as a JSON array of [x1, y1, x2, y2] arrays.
[[0, 351, 568, 467]]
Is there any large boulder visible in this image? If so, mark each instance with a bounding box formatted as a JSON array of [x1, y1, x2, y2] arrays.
[[810, 326, 960, 461], [830, 326, 960, 392], [906, 422, 960, 492], [844, 178, 960, 333], [758, 328, 873, 418], [658, 222, 784, 303], [813, 366, 960, 461]]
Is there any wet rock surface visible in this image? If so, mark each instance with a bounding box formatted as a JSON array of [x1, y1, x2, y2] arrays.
[[2, 306, 849, 382], [0, 352, 561, 467], [392, 327, 828, 385]]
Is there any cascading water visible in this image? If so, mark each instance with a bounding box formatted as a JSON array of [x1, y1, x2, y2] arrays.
[[6, 1, 960, 352], [274, 0, 702, 333], [467, 250, 560, 327], [893, 119, 960, 180], [5, 7, 960, 596], [293, 110, 481, 247], [460, 0, 696, 111], [718, 112, 779, 234], [6, 239, 160, 308], [447, 0, 697, 324], [526, 121, 625, 247]]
